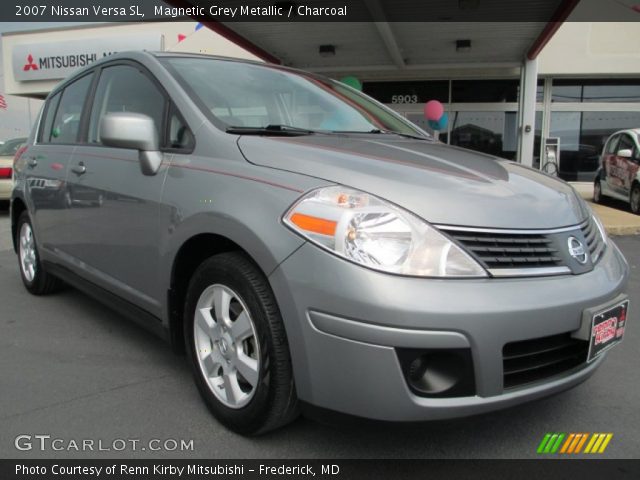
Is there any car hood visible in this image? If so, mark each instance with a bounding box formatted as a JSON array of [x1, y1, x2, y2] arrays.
[[237, 134, 588, 229]]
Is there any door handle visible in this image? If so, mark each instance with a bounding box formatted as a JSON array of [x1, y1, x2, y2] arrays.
[[71, 163, 86, 175], [27, 157, 38, 168]]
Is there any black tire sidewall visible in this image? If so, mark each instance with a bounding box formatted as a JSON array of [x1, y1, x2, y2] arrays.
[[184, 253, 285, 434], [594, 179, 602, 203], [631, 185, 640, 214]]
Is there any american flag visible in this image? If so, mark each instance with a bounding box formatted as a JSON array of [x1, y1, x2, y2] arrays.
[[0, 94, 7, 110]]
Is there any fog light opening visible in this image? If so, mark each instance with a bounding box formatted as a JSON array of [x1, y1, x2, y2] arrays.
[[398, 348, 476, 398], [408, 353, 463, 394]]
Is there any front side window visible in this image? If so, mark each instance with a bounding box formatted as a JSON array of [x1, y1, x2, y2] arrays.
[[605, 135, 620, 155], [161, 57, 425, 137], [49, 73, 93, 144], [88, 65, 166, 144], [167, 106, 194, 150], [617, 135, 637, 157]]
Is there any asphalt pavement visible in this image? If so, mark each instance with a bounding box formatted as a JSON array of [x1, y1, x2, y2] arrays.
[[0, 207, 638, 459]]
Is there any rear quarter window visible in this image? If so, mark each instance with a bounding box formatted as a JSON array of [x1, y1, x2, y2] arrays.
[[38, 92, 61, 143]]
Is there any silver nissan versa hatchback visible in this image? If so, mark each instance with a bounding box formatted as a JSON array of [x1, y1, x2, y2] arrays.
[[11, 52, 629, 435]]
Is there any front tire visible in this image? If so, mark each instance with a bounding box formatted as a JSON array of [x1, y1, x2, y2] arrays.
[[16, 212, 64, 295], [631, 184, 640, 215], [184, 252, 298, 435]]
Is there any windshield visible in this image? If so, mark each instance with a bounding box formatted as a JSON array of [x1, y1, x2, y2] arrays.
[[161, 57, 428, 137], [0, 138, 26, 156]]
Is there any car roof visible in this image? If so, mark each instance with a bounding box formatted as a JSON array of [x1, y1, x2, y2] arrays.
[[609, 129, 640, 139], [48, 50, 334, 100]]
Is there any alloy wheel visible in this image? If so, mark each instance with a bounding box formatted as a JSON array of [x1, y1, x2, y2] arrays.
[[193, 284, 260, 409], [19, 222, 37, 283]]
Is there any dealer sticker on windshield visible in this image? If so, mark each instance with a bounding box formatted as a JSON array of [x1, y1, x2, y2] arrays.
[[587, 300, 628, 362]]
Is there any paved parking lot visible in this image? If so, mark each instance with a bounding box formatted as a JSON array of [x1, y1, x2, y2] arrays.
[[0, 208, 638, 459]]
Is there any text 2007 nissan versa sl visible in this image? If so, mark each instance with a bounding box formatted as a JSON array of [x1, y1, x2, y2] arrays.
[[11, 52, 629, 435]]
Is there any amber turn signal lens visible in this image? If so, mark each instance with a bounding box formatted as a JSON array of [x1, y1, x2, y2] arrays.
[[289, 213, 337, 236]]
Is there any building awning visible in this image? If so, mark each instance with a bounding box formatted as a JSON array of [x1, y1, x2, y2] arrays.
[[168, 0, 579, 79]]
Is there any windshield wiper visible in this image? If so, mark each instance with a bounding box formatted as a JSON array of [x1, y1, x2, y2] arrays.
[[367, 129, 432, 141], [226, 124, 316, 136]]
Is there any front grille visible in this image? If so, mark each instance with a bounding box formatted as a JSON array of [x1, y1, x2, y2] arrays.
[[503, 333, 589, 390], [443, 230, 562, 269], [581, 216, 606, 264]]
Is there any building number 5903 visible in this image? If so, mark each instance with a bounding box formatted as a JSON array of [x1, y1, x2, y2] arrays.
[[391, 95, 419, 104]]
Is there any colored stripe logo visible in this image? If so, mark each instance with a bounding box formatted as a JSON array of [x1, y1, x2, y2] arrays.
[[537, 433, 613, 454]]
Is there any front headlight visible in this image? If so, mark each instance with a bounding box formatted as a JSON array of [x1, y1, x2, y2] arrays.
[[283, 186, 487, 278]]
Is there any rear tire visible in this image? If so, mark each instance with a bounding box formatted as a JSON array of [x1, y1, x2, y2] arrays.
[[16, 212, 64, 295], [631, 184, 640, 215], [593, 178, 603, 204], [184, 252, 299, 435]]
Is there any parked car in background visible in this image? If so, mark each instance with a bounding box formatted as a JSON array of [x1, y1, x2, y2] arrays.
[[0, 137, 27, 205], [595, 129, 640, 214], [11, 52, 629, 435]]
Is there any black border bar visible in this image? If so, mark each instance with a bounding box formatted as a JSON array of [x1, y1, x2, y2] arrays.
[[3, 459, 640, 480], [2, 0, 640, 22]]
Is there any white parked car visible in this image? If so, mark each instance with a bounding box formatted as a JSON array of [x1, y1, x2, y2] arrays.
[[594, 129, 640, 214]]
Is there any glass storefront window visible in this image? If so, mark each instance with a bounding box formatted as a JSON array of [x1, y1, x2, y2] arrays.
[[449, 111, 519, 160], [552, 79, 640, 103], [363, 81, 449, 105], [550, 111, 640, 181], [452, 80, 520, 103], [406, 112, 448, 143]]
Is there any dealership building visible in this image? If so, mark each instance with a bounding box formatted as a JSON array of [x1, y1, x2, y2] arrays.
[[1, 0, 639, 183]]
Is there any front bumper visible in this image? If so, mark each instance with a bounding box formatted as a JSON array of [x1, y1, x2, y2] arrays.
[[269, 238, 629, 422]]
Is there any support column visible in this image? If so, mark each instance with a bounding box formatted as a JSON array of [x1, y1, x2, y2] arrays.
[[517, 57, 538, 167]]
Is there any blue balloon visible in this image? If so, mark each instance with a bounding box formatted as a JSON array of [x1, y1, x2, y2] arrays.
[[428, 113, 448, 130], [436, 112, 448, 130], [195, 23, 203, 31]]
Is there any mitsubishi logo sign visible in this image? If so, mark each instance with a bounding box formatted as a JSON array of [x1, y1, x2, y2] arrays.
[[23, 54, 38, 71], [12, 34, 163, 82]]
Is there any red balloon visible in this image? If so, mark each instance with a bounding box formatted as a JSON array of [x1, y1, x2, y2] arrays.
[[424, 100, 444, 121]]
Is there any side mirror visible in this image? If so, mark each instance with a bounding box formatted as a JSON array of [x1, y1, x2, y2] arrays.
[[617, 148, 633, 159], [99, 113, 162, 176]]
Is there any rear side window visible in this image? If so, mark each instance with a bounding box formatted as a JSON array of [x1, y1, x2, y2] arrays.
[[88, 65, 166, 144], [49, 73, 94, 144], [39, 92, 61, 143]]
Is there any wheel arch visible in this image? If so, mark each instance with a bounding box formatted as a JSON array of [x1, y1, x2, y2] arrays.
[[168, 233, 247, 353], [166, 223, 302, 354]]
